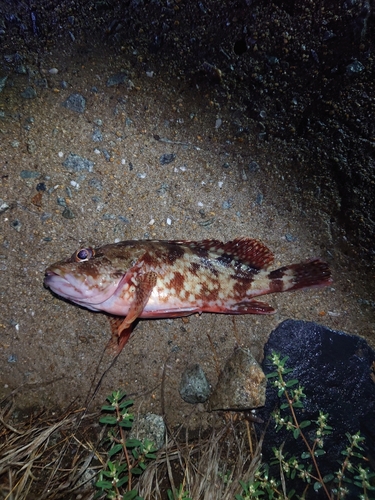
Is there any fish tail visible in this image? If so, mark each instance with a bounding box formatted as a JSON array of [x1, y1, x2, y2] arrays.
[[268, 259, 332, 293]]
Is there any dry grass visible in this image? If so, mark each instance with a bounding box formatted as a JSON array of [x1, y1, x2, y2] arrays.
[[0, 392, 262, 500]]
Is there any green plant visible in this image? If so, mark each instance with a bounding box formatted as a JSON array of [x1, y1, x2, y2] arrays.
[[95, 390, 157, 500], [167, 484, 193, 500], [235, 352, 375, 499]]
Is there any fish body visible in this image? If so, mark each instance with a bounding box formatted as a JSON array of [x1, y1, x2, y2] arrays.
[[44, 238, 332, 351]]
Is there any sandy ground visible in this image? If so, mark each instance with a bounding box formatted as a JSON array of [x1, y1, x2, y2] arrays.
[[1, 1, 375, 430]]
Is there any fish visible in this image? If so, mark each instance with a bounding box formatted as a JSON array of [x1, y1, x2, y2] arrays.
[[44, 238, 332, 353]]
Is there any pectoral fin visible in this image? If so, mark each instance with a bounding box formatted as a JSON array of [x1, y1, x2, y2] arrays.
[[108, 271, 157, 354]]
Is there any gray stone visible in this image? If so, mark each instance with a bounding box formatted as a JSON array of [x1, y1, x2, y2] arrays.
[[62, 93, 86, 113], [106, 72, 128, 87], [208, 348, 266, 411], [129, 413, 165, 451], [179, 364, 211, 404], [62, 153, 94, 172]]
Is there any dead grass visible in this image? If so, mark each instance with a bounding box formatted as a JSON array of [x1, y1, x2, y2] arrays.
[[0, 393, 261, 500]]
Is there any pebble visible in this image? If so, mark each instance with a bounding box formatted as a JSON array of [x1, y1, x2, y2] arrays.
[[20, 170, 40, 179], [346, 59, 364, 75], [285, 233, 296, 242], [92, 129, 103, 142], [56, 197, 66, 207], [129, 413, 166, 451], [36, 183, 46, 192], [208, 347, 267, 411], [62, 206, 75, 219], [21, 86, 36, 99], [101, 149, 111, 161], [11, 219, 22, 232], [27, 139, 36, 154], [0, 199, 10, 213], [63, 153, 94, 172], [62, 93, 86, 113], [88, 178, 103, 190], [106, 72, 129, 87], [248, 160, 260, 172], [160, 153, 176, 165], [179, 364, 211, 404], [0, 76, 7, 93], [222, 199, 233, 209]]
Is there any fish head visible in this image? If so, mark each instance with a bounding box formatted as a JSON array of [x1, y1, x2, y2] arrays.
[[44, 245, 133, 309]]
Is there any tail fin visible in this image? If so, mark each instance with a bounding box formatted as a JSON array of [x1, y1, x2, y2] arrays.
[[268, 259, 332, 293]]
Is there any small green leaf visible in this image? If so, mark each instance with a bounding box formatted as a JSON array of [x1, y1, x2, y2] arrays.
[[99, 415, 118, 425], [323, 473, 334, 483], [145, 453, 157, 459], [292, 401, 304, 408], [126, 438, 142, 448], [313, 481, 322, 491], [116, 475, 129, 488], [314, 449, 326, 456], [299, 420, 311, 428], [119, 420, 133, 428], [266, 371, 279, 379], [108, 443, 123, 457], [301, 451, 310, 459], [122, 490, 138, 500], [119, 399, 134, 409], [131, 467, 143, 475], [293, 428, 300, 439], [95, 480, 113, 489], [285, 379, 299, 387], [101, 405, 117, 411]]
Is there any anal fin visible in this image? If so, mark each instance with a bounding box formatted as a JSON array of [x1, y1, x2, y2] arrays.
[[220, 300, 276, 315]]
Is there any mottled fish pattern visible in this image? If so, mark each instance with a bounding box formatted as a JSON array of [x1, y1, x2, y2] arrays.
[[44, 238, 332, 353]]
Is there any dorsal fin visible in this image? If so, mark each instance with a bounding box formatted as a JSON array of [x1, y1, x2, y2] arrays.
[[170, 238, 274, 270]]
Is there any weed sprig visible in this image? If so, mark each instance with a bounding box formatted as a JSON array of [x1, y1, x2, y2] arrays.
[[236, 352, 375, 499]]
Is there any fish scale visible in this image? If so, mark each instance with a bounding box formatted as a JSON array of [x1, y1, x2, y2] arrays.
[[44, 238, 332, 353]]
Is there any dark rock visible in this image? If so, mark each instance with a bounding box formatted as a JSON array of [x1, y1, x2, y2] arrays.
[[62, 93, 86, 113], [62, 207, 75, 219], [256, 320, 375, 499], [208, 347, 266, 411], [92, 129, 102, 142], [159, 153, 176, 165], [21, 86, 36, 99], [179, 364, 211, 404], [106, 72, 128, 87]]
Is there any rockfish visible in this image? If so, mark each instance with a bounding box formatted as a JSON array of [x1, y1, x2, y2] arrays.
[[44, 238, 332, 353]]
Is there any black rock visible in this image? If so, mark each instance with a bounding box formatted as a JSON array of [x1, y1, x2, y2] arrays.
[[256, 320, 375, 499]]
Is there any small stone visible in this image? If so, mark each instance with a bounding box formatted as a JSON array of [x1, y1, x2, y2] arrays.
[[0, 199, 9, 213], [63, 153, 94, 172], [62, 206, 75, 219], [20, 170, 40, 179], [92, 129, 103, 142], [0, 76, 7, 93], [179, 364, 211, 404], [11, 219, 22, 232], [62, 93, 86, 113], [21, 86, 36, 99], [129, 413, 165, 450], [248, 161, 260, 172], [26, 139, 37, 154], [346, 60, 364, 75], [106, 72, 129, 87], [222, 199, 233, 209], [36, 182, 46, 192], [208, 348, 266, 411], [160, 153, 176, 165]]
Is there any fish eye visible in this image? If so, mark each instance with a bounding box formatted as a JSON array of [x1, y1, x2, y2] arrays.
[[75, 247, 95, 262]]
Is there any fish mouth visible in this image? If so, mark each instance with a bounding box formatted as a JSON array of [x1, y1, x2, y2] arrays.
[[44, 268, 121, 305]]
